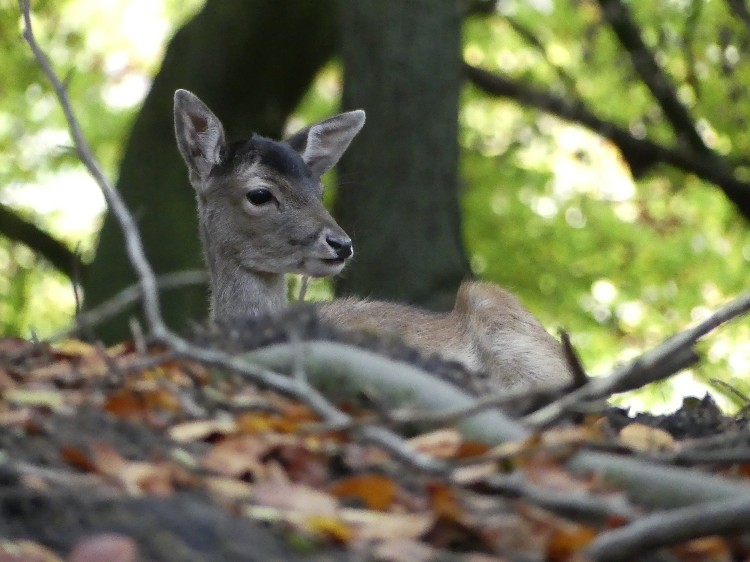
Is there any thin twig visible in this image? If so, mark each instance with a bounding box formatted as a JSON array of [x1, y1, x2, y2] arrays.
[[19, 0, 166, 337], [525, 290, 750, 428], [57, 270, 207, 340]]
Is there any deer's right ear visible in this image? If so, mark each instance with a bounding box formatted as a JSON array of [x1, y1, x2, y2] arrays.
[[174, 89, 226, 185]]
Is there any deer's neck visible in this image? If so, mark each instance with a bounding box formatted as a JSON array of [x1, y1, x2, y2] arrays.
[[201, 223, 288, 320], [207, 258, 288, 320]]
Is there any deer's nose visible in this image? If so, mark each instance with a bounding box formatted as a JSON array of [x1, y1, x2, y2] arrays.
[[326, 235, 353, 259]]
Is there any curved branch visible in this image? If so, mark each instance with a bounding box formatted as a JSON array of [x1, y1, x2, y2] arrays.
[[597, 0, 708, 154], [464, 62, 750, 221], [0, 201, 83, 278]]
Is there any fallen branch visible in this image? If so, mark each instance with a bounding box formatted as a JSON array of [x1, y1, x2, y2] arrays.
[[524, 289, 750, 428], [0, 202, 84, 279], [244, 339, 750, 510], [244, 340, 529, 443], [585, 494, 750, 561]]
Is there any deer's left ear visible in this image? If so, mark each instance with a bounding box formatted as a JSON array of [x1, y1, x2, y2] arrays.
[[285, 110, 365, 178], [174, 89, 226, 188]]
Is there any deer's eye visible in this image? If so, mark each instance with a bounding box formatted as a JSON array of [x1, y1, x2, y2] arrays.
[[246, 188, 274, 206]]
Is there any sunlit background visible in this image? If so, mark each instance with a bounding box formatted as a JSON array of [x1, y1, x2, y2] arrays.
[[2, 0, 749, 414]]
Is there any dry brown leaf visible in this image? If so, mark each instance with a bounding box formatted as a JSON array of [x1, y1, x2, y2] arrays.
[[328, 473, 397, 511], [671, 535, 732, 561], [339, 509, 434, 541], [252, 480, 338, 515], [451, 461, 499, 485], [407, 428, 462, 458], [60, 445, 97, 473], [68, 534, 138, 562], [546, 525, 597, 561], [203, 476, 255, 503], [103, 390, 145, 419], [0, 409, 31, 427], [0, 540, 63, 562], [304, 514, 353, 543], [89, 442, 176, 496], [200, 434, 270, 478], [168, 418, 237, 442], [427, 482, 463, 521], [273, 444, 329, 487], [619, 423, 678, 453], [370, 538, 437, 562], [0, 366, 17, 390]]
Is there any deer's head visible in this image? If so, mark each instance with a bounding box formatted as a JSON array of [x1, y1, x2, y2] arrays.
[[174, 89, 364, 278]]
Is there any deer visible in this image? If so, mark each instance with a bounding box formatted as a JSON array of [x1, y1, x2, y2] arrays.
[[173, 89, 575, 391]]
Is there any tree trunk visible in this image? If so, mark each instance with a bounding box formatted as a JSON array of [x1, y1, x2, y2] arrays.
[[335, 0, 470, 310], [83, 0, 337, 342]]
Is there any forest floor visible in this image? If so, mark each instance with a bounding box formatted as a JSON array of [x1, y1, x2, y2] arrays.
[[0, 309, 749, 562]]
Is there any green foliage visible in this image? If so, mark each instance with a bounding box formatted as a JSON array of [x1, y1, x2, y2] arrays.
[[461, 1, 750, 411], [0, 0, 204, 337]]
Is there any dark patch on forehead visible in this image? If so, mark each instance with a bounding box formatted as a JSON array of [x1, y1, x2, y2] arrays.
[[213, 134, 313, 182]]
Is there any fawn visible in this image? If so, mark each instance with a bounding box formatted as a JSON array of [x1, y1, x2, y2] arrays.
[[174, 89, 574, 391]]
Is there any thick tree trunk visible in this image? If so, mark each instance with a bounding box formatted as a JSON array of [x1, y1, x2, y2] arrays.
[[83, 0, 337, 341], [335, 0, 470, 310]]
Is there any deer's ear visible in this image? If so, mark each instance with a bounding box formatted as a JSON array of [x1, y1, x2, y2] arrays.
[[285, 110, 365, 177], [174, 89, 226, 185]]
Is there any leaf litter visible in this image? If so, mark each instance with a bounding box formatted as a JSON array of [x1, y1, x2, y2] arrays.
[[0, 335, 749, 561]]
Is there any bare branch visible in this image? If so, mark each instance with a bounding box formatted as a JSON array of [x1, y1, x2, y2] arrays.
[[19, 0, 166, 337], [525, 290, 750, 428], [585, 495, 750, 561], [464, 62, 750, 220], [53, 270, 207, 340], [0, 201, 84, 278], [597, 0, 708, 154]]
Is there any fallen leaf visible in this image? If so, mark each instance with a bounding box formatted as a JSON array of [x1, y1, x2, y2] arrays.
[[455, 441, 491, 459], [60, 445, 97, 472], [203, 476, 255, 503], [68, 534, 138, 562], [371, 538, 437, 562], [427, 482, 463, 521], [328, 473, 396, 510], [200, 434, 270, 478], [407, 429, 462, 458], [5, 389, 64, 409], [671, 535, 732, 561], [546, 525, 596, 561], [0, 540, 63, 562], [0, 409, 31, 427], [168, 418, 237, 442], [103, 391, 144, 419], [305, 514, 353, 543], [89, 442, 176, 496], [341, 509, 434, 541], [252, 480, 338, 515], [619, 423, 677, 453]]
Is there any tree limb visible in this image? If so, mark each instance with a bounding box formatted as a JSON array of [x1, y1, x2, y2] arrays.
[[464, 62, 750, 220], [524, 289, 750, 428], [597, 0, 708, 154], [0, 201, 84, 278], [585, 495, 750, 561]]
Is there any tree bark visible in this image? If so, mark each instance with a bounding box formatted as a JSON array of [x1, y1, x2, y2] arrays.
[[83, 0, 337, 341], [335, 0, 471, 310]]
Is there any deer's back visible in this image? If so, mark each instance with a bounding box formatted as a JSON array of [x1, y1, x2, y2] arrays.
[[319, 282, 574, 391]]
